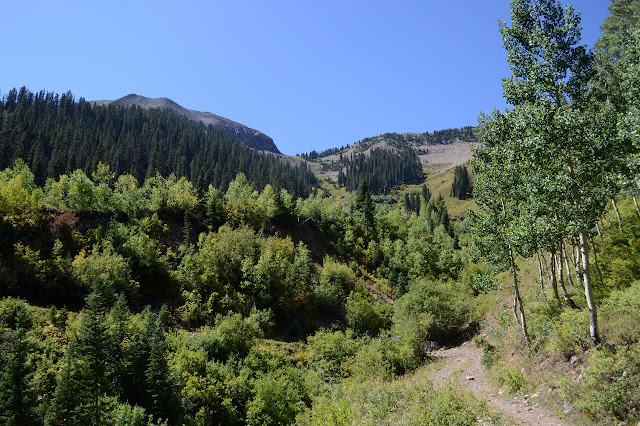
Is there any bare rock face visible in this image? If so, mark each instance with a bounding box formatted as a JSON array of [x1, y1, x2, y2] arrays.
[[92, 94, 280, 154]]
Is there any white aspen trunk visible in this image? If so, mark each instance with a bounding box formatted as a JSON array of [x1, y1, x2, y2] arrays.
[[612, 198, 623, 232], [537, 252, 546, 290], [562, 242, 575, 287], [574, 245, 584, 287], [558, 242, 578, 309], [595, 222, 603, 243], [633, 195, 640, 220], [591, 237, 605, 289], [579, 229, 600, 346], [549, 251, 561, 304], [509, 245, 531, 348]]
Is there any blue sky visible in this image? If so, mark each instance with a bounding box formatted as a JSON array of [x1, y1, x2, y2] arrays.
[[2, 1, 610, 155]]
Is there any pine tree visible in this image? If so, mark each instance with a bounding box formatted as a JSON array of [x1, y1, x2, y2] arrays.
[[354, 180, 376, 231], [451, 165, 472, 200], [421, 184, 431, 204], [120, 308, 153, 409], [145, 314, 179, 422], [0, 305, 37, 425], [50, 292, 114, 425]]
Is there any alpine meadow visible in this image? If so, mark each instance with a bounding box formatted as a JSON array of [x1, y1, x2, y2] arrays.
[[2, 0, 640, 425]]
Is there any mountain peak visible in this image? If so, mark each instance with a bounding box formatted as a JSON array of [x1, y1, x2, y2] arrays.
[[91, 95, 280, 153]]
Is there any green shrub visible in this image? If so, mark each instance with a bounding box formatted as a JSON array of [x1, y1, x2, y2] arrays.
[[314, 259, 357, 317], [600, 280, 640, 344], [345, 290, 389, 336], [0, 298, 33, 330], [573, 345, 640, 421], [306, 330, 358, 382], [475, 336, 497, 367], [191, 313, 262, 361], [427, 385, 490, 425], [297, 380, 493, 425], [546, 308, 590, 359], [393, 279, 472, 356], [345, 337, 394, 382], [108, 402, 154, 426], [245, 367, 310, 426], [492, 362, 529, 393]]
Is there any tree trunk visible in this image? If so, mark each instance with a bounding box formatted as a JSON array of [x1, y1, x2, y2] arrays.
[[549, 250, 561, 305], [612, 198, 623, 232], [633, 195, 640, 220], [579, 229, 600, 346], [557, 242, 578, 309], [509, 245, 531, 348], [595, 222, 603, 243], [591, 237, 604, 288], [537, 252, 546, 290], [574, 245, 584, 288], [562, 242, 575, 287]]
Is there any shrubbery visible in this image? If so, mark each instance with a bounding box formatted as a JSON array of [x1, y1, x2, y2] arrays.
[[393, 279, 473, 355]]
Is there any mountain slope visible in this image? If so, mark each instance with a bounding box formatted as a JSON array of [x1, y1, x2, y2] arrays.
[[305, 126, 479, 186], [0, 87, 316, 196], [92, 94, 280, 154]]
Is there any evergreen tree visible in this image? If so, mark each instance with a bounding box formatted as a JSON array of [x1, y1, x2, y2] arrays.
[[403, 193, 412, 213], [450, 165, 472, 200], [145, 314, 179, 422], [592, 0, 640, 108], [120, 308, 153, 409], [339, 148, 423, 194], [421, 184, 431, 204], [354, 180, 376, 231], [0, 305, 37, 425], [412, 193, 421, 215], [50, 292, 114, 425], [109, 294, 131, 398]]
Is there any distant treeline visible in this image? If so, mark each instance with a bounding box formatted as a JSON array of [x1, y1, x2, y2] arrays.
[[298, 145, 350, 161], [0, 87, 317, 197], [422, 126, 476, 144], [338, 148, 424, 194]]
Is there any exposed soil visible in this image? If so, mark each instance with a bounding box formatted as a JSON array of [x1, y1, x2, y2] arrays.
[[429, 341, 571, 426]]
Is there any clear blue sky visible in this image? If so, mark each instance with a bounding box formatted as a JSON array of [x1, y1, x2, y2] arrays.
[[2, 1, 610, 155]]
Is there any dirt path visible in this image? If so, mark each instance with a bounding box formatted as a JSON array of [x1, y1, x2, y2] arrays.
[[429, 341, 570, 426]]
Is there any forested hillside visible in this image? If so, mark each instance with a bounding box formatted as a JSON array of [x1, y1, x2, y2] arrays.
[[0, 159, 488, 424], [2, 0, 640, 425], [305, 127, 478, 190], [0, 88, 316, 197], [299, 126, 478, 162], [91, 94, 281, 154]]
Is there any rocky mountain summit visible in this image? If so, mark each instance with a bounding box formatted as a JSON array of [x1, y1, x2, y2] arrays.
[[91, 94, 280, 153]]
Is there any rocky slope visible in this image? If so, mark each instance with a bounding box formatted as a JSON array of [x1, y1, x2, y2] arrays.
[[91, 94, 280, 153]]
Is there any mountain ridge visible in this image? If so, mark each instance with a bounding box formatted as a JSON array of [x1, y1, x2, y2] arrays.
[[91, 94, 280, 154]]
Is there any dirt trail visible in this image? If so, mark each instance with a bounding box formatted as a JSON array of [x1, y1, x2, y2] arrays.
[[429, 341, 569, 426]]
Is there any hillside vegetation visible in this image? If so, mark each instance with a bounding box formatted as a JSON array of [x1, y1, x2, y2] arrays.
[[0, 159, 493, 424], [91, 94, 280, 154], [303, 126, 479, 187], [2, 0, 640, 425], [0, 89, 316, 197]]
